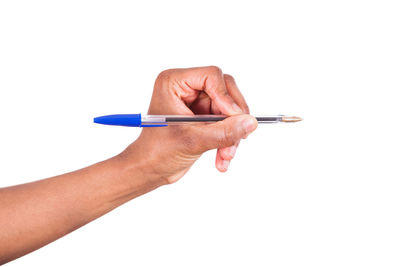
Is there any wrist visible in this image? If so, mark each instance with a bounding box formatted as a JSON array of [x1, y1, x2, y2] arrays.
[[115, 141, 168, 192]]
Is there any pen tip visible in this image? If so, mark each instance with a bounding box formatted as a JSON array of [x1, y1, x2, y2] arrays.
[[282, 116, 303, 122]]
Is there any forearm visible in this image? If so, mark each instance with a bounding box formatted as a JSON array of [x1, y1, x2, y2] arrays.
[[0, 144, 164, 264]]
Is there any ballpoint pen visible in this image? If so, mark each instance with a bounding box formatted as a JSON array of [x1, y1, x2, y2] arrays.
[[93, 114, 302, 127]]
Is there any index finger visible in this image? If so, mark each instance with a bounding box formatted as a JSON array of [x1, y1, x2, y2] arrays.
[[172, 66, 243, 116], [224, 74, 250, 114]]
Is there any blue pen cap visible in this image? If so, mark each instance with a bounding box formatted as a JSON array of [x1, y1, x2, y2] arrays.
[[93, 113, 167, 127], [94, 114, 142, 127]]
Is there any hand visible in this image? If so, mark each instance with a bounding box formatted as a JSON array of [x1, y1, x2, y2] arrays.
[[122, 66, 258, 184]]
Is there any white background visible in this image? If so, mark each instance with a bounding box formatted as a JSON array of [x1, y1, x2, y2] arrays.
[[1, 0, 399, 266]]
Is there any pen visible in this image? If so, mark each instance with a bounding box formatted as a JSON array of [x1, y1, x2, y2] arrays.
[[93, 114, 302, 127]]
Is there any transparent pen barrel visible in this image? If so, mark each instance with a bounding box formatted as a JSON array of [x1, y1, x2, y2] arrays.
[[141, 115, 282, 125]]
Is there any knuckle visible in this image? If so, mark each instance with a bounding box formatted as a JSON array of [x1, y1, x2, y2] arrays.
[[221, 90, 230, 97], [156, 69, 172, 82], [224, 74, 235, 82], [207, 65, 223, 76], [155, 69, 175, 91]]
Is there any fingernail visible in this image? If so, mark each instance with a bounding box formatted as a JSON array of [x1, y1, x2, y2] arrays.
[[221, 160, 230, 170], [232, 103, 242, 114], [242, 117, 257, 134], [228, 146, 237, 158]]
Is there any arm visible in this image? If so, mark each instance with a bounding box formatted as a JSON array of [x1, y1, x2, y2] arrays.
[[0, 66, 258, 264], [0, 152, 160, 264]]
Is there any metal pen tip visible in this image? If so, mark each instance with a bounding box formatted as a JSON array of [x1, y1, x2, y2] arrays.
[[281, 116, 303, 123]]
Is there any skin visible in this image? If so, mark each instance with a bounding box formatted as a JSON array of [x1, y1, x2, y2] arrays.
[[0, 66, 258, 264]]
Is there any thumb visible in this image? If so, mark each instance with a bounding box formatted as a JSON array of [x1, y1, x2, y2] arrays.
[[193, 114, 258, 152]]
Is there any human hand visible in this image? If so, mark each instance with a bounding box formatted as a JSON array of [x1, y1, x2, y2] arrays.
[[122, 66, 258, 184]]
